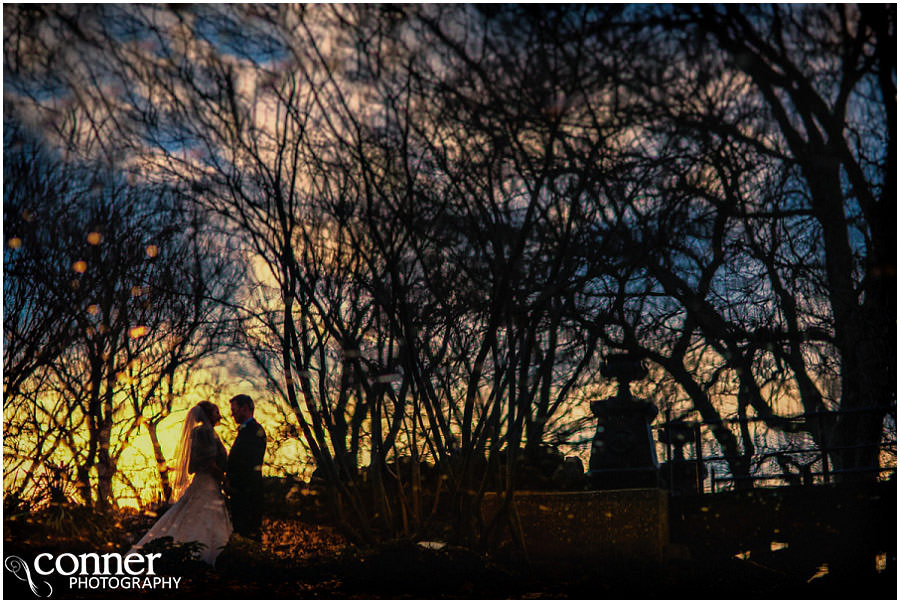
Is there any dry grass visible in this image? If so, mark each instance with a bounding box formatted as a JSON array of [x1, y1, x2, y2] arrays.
[[260, 518, 351, 560]]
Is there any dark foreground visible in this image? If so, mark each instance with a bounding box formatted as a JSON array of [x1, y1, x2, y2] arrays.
[[4, 483, 896, 599], [4, 537, 895, 599], [4, 536, 895, 600]]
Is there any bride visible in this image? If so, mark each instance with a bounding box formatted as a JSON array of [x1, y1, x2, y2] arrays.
[[131, 401, 233, 565]]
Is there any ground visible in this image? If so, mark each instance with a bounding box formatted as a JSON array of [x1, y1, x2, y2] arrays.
[[3, 486, 896, 599]]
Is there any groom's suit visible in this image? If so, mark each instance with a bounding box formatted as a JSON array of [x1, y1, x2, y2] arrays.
[[227, 417, 266, 539]]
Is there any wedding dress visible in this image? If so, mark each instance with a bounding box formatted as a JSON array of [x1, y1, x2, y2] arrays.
[[131, 404, 233, 565]]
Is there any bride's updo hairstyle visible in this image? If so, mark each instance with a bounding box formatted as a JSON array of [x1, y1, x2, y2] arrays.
[[196, 400, 219, 425]]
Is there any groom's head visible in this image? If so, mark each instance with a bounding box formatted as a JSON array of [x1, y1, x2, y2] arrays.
[[229, 394, 254, 425]]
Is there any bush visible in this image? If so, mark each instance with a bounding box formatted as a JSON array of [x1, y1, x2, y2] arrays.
[[4, 503, 132, 554], [136, 536, 210, 575]]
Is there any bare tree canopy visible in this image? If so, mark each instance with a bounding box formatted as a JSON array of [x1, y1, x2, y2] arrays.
[[4, 4, 894, 539]]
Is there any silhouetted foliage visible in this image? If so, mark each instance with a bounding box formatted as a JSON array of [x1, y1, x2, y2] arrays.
[[3, 4, 894, 534], [3, 118, 240, 507]]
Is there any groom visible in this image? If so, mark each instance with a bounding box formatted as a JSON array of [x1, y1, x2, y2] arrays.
[[226, 394, 267, 540]]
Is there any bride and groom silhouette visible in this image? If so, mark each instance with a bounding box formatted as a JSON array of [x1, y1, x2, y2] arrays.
[[131, 395, 267, 565]]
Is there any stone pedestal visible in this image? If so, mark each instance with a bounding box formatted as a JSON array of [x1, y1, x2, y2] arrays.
[[658, 420, 706, 496], [589, 354, 659, 489]]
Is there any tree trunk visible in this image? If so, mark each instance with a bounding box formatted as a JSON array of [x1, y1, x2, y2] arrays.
[[147, 419, 172, 503], [76, 465, 92, 507]]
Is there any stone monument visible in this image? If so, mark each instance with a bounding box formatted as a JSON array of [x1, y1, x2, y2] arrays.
[[589, 353, 660, 489]]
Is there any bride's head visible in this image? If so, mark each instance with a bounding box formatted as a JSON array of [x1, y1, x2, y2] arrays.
[[196, 400, 222, 426], [170, 400, 223, 501]]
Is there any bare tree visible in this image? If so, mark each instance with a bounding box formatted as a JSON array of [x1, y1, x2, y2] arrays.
[[5, 2, 892, 526], [568, 3, 895, 483], [3, 118, 239, 507]]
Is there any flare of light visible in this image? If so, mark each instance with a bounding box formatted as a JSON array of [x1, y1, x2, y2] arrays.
[[8, 237, 22, 249], [807, 564, 829, 583], [72, 260, 88, 273], [87, 232, 102, 245], [129, 325, 149, 339]]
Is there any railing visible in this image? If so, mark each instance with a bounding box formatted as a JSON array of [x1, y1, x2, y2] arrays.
[[659, 406, 897, 495]]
